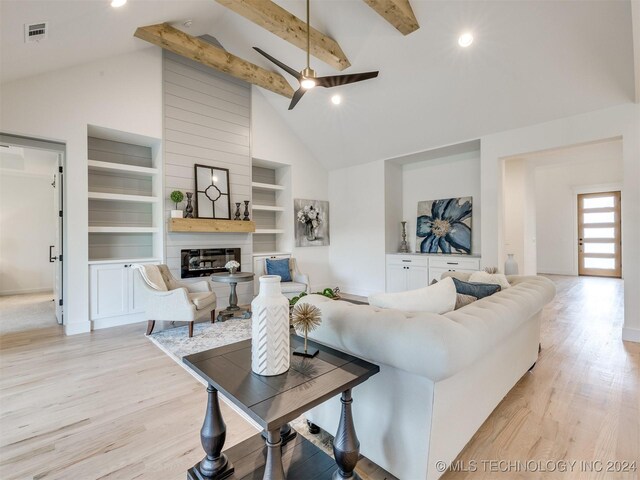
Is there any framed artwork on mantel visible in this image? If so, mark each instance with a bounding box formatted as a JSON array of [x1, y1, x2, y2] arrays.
[[194, 164, 231, 219], [416, 197, 472, 254]]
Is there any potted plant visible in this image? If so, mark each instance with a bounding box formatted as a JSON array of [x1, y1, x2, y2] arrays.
[[170, 191, 184, 218]]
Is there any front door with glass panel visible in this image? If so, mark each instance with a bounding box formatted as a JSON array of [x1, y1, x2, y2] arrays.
[[578, 191, 621, 278]]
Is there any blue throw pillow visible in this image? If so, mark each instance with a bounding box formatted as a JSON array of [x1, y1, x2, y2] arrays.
[[451, 277, 501, 299], [265, 258, 292, 282]]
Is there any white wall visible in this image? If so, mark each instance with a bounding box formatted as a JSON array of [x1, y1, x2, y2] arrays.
[[329, 160, 387, 296], [503, 158, 537, 274], [401, 150, 481, 254], [0, 148, 58, 295], [0, 48, 163, 334], [481, 102, 640, 343], [251, 89, 332, 291], [534, 141, 623, 275]]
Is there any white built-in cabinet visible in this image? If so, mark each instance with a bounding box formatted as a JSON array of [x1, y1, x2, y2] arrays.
[[386, 254, 481, 292], [87, 125, 163, 329], [89, 260, 158, 328]]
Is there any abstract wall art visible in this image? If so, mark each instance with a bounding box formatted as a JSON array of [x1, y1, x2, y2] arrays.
[[416, 197, 472, 254]]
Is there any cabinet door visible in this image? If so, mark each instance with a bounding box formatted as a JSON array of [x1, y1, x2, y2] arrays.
[[386, 264, 407, 293], [90, 264, 128, 319], [406, 266, 429, 291]]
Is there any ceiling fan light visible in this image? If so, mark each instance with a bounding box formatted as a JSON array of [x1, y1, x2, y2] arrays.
[[301, 78, 316, 89], [111, 0, 127, 7], [458, 32, 473, 47]]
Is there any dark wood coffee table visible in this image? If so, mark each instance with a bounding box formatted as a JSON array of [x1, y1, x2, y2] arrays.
[[183, 334, 379, 480]]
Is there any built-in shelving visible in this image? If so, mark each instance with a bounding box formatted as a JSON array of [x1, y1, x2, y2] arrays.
[[251, 160, 291, 255], [88, 192, 160, 203], [88, 226, 160, 233], [251, 251, 289, 257], [252, 182, 285, 192], [87, 127, 163, 262], [252, 204, 285, 212], [88, 159, 159, 178], [88, 257, 160, 265]]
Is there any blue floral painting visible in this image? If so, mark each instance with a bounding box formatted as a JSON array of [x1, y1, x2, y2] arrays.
[[416, 197, 472, 254]]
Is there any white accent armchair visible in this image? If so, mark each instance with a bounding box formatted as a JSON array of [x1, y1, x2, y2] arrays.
[[135, 264, 217, 337], [263, 257, 310, 299]]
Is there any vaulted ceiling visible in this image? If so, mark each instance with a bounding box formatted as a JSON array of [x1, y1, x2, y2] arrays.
[[1, 1, 636, 169]]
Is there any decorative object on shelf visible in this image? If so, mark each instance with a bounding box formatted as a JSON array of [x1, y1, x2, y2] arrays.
[[170, 190, 184, 218], [194, 164, 231, 219], [291, 303, 321, 357], [243, 200, 250, 221], [184, 192, 194, 218], [251, 275, 290, 376], [294, 198, 330, 247], [225, 260, 240, 274], [505, 254, 519, 275], [399, 221, 410, 253], [416, 197, 472, 254], [234, 202, 241, 220]]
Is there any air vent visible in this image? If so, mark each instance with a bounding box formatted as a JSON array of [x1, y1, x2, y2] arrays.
[[24, 22, 48, 43]]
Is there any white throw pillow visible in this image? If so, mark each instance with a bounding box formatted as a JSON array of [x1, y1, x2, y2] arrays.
[[468, 271, 510, 289], [368, 276, 457, 314]]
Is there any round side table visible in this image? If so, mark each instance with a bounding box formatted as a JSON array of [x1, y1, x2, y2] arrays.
[[211, 272, 255, 321]]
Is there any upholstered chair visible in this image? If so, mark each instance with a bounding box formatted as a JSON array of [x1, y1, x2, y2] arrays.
[[135, 264, 216, 337], [262, 257, 310, 299]]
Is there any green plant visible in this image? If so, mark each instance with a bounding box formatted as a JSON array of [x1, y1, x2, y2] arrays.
[[170, 190, 184, 209], [289, 288, 340, 306]]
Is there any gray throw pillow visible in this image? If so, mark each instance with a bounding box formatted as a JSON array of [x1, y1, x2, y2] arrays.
[[451, 277, 501, 299], [455, 293, 477, 310]]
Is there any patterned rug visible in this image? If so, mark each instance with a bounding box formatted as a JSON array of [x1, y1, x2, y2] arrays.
[[147, 318, 335, 457]]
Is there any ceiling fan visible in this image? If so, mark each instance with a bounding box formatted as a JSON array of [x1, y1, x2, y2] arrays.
[[253, 0, 379, 110]]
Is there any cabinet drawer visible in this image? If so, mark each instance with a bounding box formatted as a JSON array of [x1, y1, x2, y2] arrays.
[[429, 257, 480, 270], [386, 255, 428, 267]]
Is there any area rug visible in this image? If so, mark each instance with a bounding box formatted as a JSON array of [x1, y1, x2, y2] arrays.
[[147, 318, 335, 457]]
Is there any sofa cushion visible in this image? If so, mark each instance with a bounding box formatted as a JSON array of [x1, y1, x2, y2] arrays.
[[266, 258, 292, 282], [368, 276, 456, 314], [188, 292, 216, 310], [455, 293, 477, 310], [469, 271, 510, 289], [452, 277, 500, 299]]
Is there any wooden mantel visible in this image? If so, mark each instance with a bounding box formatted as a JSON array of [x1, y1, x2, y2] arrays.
[[169, 218, 256, 233]]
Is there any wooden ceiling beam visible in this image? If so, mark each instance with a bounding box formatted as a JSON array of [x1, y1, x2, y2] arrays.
[[134, 23, 294, 98], [362, 0, 419, 35], [215, 0, 351, 71]]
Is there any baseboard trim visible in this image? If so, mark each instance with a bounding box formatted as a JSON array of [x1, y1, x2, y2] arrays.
[[622, 327, 640, 343], [92, 313, 146, 330], [0, 287, 53, 296], [64, 322, 91, 335]]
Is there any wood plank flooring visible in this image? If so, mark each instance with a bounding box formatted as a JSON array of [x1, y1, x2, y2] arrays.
[[1, 275, 638, 479]]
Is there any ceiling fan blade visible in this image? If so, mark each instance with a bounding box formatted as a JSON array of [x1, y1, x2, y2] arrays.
[[253, 47, 301, 80], [288, 88, 306, 110], [316, 71, 379, 88]]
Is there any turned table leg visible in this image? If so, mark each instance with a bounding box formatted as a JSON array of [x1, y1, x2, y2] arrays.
[[332, 389, 361, 480], [188, 384, 233, 480], [228, 281, 240, 311], [263, 429, 285, 480]]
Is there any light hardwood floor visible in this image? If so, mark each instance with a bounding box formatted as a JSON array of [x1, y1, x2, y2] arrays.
[[0, 275, 638, 479]]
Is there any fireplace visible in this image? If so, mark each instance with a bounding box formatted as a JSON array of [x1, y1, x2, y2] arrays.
[[181, 248, 241, 278]]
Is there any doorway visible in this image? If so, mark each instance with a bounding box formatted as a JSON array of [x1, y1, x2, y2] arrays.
[[577, 191, 621, 278], [0, 134, 65, 332]]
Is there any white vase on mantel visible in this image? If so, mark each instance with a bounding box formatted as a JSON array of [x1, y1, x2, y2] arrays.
[[170, 210, 183, 218], [505, 254, 519, 275], [251, 275, 290, 376]]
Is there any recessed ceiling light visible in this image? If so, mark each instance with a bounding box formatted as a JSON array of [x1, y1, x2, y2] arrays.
[[111, 0, 127, 8], [458, 32, 473, 47], [331, 94, 342, 105]]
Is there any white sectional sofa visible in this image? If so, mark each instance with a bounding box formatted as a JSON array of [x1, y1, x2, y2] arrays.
[[297, 274, 556, 480]]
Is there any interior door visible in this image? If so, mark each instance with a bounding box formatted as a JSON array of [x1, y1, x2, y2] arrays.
[[54, 156, 63, 323], [578, 191, 621, 278]]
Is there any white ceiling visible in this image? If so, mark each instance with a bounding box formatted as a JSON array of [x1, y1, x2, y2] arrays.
[[1, 1, 636, 170]]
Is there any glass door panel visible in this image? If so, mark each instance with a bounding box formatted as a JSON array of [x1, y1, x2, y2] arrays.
[[578, 192, 621, 278]]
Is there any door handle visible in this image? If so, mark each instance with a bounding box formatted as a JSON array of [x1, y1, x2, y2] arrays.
[[49, 245, 56, 262]]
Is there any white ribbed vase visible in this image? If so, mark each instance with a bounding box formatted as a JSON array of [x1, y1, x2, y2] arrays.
[[251, 275, 290, 376]]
